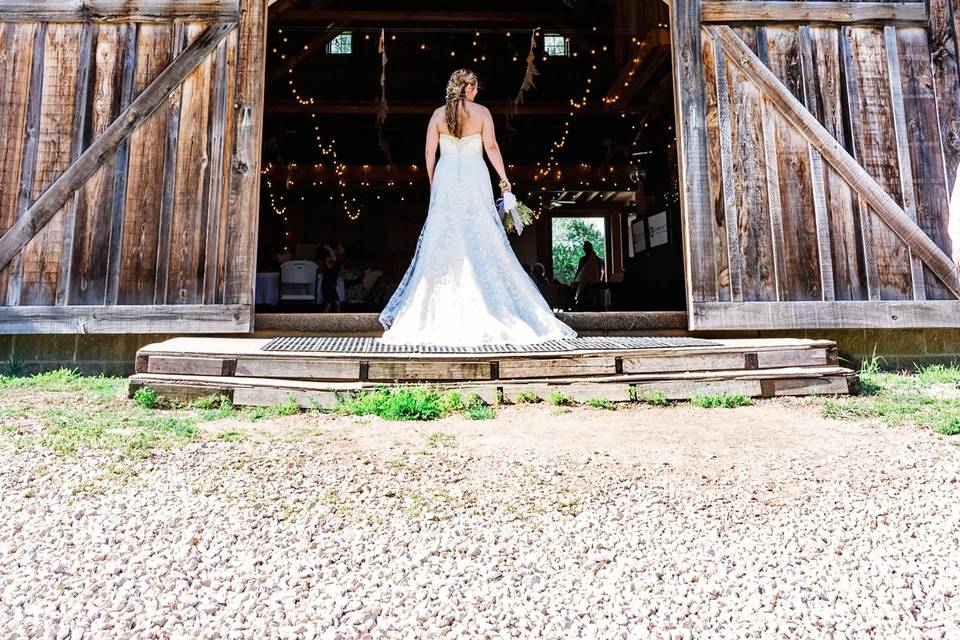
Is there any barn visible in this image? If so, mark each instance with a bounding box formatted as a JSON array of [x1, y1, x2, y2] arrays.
[[0, 0, 958, 400]]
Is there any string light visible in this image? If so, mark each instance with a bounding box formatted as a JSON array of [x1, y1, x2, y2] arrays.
[[272, 29, 363, 220]]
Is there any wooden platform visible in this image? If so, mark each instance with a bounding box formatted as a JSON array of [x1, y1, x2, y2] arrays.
[[128, 337, 859, 407]]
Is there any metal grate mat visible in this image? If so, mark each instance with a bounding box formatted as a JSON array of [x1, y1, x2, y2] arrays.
[[261, 336, 720, 354]]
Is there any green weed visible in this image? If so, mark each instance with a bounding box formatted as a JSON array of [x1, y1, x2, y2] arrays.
[[637, 390, 670, 406], [248, 398, 301, 421], [820, 362, 960, 436], [690, 393, 753, 409], [548, 390, 573, 406], [586, 397, 615, 410], [514, 390, 541, 404], [427, 432, 456, 447], [466, 402, 496, 420]]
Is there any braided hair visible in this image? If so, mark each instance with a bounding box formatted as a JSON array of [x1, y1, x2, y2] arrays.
[[444, 68, 478, 138]]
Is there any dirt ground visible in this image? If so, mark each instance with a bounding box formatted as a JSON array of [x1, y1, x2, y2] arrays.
[[2, 391, 959, 639]]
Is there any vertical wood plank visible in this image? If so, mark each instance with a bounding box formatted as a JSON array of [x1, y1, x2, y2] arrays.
[[167, 22, 213, 305], [701, 34, 734, 302], [17, 23, 82, 306], [0, 23, 36, 304], [202, 32, 234, 304], [883, 25, 925, 299], [764, 26, 822, 301], [710, 45, 743, 302], [725, 53, 777, 301], [117, 23, 173, 305], [153, 21, 186, 305], [223, 0, 267, 313], [6, 22, 46, 306], [803, 26, 864, 300], [55, 22, 96, 306], [897, 26, 956, 299], [65, 24, 125, 305], [760, 102, 786, 300], [841, 26, 913, 301], [928, 0, 960, 195], [104, 24, 140, 304]]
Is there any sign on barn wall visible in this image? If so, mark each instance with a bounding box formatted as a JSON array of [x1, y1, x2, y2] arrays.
[[0, 0, 265, 334], [672, 0, 960, 329]]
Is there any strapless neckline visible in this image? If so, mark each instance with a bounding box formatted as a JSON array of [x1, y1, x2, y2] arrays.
[[440, 132, 481, 140]]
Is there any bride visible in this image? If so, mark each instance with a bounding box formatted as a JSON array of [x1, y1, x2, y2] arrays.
[[378, 69, 577, 346]]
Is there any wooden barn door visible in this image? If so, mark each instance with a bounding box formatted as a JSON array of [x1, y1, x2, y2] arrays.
[[671, 0, 960, 329], [0, 0, 266, 333]]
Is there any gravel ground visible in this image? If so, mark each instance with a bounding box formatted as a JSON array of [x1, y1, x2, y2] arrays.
[[1, 399, 959, 639]]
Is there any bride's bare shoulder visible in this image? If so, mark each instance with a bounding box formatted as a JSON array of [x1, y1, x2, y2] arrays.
[[467, 102, 490, 116]]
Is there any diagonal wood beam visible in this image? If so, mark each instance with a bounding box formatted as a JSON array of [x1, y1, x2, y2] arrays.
[[0, 22, 236, 272], [708, 24, 960, 298]]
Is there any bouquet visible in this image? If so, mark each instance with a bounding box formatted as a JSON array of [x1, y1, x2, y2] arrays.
[[496, 190, 534, 235]]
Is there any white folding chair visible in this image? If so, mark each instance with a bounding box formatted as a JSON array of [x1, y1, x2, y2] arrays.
[[279, 260, 318, 301]]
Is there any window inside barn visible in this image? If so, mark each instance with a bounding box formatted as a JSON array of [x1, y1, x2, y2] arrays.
[[543, 34, 569, 57], [327, 32, 352, 55]]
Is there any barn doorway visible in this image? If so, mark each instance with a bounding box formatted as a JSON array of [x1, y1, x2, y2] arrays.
[[254, 1, 685, 317]]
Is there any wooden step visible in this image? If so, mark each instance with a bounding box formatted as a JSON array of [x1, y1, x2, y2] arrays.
[[128, 365, 858, 408], [135, 337, 840, 382]]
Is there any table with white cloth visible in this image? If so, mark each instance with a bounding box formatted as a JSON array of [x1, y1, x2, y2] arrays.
[[255, 272, 280, 305]]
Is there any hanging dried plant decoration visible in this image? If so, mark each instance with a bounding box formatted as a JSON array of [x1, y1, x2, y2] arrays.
[[511, 27, 540, 116], [376, 28, 393, 164]]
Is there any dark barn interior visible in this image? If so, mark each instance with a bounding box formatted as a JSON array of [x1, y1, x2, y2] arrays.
[[257, 0, 684, 314]]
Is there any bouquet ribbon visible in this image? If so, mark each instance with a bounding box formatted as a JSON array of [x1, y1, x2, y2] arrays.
[[497, 191, 525, 236]]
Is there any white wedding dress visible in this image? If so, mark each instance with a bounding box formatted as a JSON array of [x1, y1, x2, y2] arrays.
[[378, 132, 577, 345]]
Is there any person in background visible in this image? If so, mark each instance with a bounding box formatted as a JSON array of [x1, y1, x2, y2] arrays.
[[320, 241, 345, 312], [531, 263, 553, 306], [573, 241, 604, 310]]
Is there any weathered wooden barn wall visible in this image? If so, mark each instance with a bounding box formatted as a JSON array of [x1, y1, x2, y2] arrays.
[[673, 0, 960, 329], [0, 0, 266, 334]]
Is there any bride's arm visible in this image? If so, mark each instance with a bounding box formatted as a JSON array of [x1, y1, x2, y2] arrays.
[[480, 108, 511, 191], [425, 111, 440, 185]]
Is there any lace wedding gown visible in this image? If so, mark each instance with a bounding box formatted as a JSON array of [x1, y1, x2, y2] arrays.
[[378, 132, 577, 345]]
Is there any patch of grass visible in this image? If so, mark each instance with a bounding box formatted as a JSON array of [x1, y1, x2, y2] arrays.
[[215, 430, 246, 442], [586, 397, 615, 410], [466, 402, 495, 420], [820, 361, 960, 436], [514, 390, 541, 404], [195, 395, 237, 422], [494, 388, 505, 405], [0, 404, 31, 419], [72, 479, 105, 496], [690, 393, 753, 409], [132, 387, 163, 409], [335, 386, 445, 421], [935, 416, 960, 436], [427, 432, 456, 448], [437, 390, 465, 414], [548, 390, 573, 406], [550, 406, 572, 415], [637, 390, 670, 406], [2, 355, 24, 377], [248, 398, 301, 421], [914, 363, 960, 386], [0, 368, 123, 400]]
